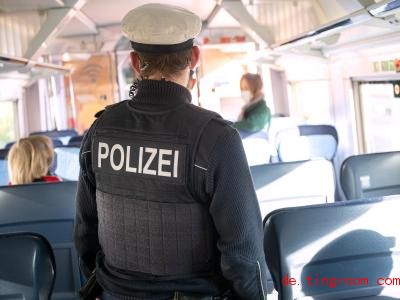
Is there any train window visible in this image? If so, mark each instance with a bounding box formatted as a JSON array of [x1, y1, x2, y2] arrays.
[[358, 82, 400, 153], [0, 100, 18, 148]]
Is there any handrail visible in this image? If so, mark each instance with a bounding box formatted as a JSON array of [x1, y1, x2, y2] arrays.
[[0, 55, 70, 73]]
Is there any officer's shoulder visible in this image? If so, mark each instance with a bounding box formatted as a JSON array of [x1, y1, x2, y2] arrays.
[[205, 117, 236, 137], [187, 104, 225, 121], [187, 104, 230, 126], [94, 101, 128, 118]]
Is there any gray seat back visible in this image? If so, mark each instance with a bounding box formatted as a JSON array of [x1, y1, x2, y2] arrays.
[[250, 159, 335, 219], [68, 135, 84, 147], [0, 232, 56, 300], [0, 148, 8, 159], [251, 159, 336, 294], [54, 147, 80, 181], [264, 196, 400, 299], [340, 151, 400, 200], [242, 132, 277, 166], [276, 125, 338, 162], [0, 182, 80, 299], [0, 149, 9, 186], [0, 159, 9, 186], [30, 129, 78, 144]]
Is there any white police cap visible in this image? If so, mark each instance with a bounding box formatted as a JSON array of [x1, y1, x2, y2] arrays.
[[121, 3, 202, 53]]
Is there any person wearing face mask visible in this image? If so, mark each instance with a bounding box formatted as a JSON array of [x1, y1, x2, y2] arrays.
[[233, 73, 271, 134]]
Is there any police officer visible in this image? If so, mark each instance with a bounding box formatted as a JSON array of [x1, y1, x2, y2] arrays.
[[74, 3, 267, 300]]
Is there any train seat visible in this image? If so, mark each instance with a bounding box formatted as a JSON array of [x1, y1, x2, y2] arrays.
[[0, 149, 9, 185], [250, 158, 336, 294], [54, 147, 80, 181], [0, 182, 81, 300], [340, 151, 400, 200], [68, 135, 84, 147], [0, 148, 8, 159], [0, 232, 56, 300], [264, 196, 400, 299], [267, 117, 298, 146], [241, 131, 277, 166], [30, 129, 78, 138], [4, 141, 14, 149], [0, 159, 9, 186], [250, 158, 335, 219], [52, 138, 64, 147], [30, 129, 78, 145], [5, 138, 63, 149], [276, 125, 338, 162]]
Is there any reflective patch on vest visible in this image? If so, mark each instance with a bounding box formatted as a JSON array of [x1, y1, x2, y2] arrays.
[[93, 136, 186, 184]]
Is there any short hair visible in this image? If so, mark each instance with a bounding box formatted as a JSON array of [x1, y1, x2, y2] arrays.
[[240, 73, 263, 96], [135, 49, 192, 78], [7, 135, 54, 185]]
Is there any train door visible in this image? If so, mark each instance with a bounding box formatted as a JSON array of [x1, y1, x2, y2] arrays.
[[353, 78, 400, 153]]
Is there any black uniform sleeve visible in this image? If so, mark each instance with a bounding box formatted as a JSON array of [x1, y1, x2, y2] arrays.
[[207, 128, 267, 300], [74, 122, 101, 278]]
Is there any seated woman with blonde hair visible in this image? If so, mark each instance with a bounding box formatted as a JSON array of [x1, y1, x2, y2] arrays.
[[233, 73, 271, 133], [7, 135, 61, 185]]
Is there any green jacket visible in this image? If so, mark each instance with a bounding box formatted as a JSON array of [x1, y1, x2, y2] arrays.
[[233, 99, 271, 132]]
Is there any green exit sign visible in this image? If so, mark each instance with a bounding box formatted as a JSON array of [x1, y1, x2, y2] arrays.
[[373, 60, 395, 72]]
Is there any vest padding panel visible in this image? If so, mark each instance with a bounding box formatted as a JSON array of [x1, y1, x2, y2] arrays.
[[97, 190, 214, 276]]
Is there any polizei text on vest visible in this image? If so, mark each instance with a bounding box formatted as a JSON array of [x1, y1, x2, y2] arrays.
[[97, 142, 180, 178]]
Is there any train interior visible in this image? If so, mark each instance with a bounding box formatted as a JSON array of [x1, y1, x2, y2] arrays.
[[0, 0, 400, 299]]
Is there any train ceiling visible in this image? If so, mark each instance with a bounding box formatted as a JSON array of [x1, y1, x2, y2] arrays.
[[0, 0, 399, 69]]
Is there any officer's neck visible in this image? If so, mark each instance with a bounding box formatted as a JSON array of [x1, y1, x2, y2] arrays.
[[145, 70, 188, 88]]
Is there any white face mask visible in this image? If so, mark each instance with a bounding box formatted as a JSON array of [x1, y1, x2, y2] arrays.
[[241, 90, 252, 102]]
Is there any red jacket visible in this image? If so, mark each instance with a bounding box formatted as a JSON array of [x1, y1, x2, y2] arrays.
[[8, 175, 62, 185]]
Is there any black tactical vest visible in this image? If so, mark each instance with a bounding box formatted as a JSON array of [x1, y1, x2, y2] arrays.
[[92, 99, 220, 277]]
